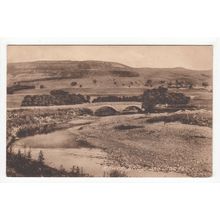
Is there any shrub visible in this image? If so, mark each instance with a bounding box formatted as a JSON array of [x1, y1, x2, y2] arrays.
[[144, 80, 153, 87], [109, 169, 127, 177], [78, 108, 93, 116], [71, 81, 77, 86], [202, 82, 209, 87]]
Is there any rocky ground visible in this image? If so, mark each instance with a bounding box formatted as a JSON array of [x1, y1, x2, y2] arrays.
[[72, 112, 212, 177]]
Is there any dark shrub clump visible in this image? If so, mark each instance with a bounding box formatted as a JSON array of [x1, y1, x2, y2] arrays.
[[109, 169, 127, 177]]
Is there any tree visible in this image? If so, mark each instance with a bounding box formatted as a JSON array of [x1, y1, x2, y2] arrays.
[[86, 95, 90, 102], [17, 149, 22, 158], [175, 80, 181, 88], [8, 146, 13, 155], [109, 169, 127, 177], [93, 79, 97, 84], [202, 82, 209, 87], [38, 150, 45, 164], [70, 166, 76, 174], [59, 165, 66, 173], [27, 150, 32, 159], [40, 85, 45, 89], [188, 82, 193, 89], [76, 166, 80, 175], [168, 81, 172, 87], [142, 87, 190, 113], [142, 89, 159, 113], [144, 80, 153, 87], [71, 81, 77, 86]]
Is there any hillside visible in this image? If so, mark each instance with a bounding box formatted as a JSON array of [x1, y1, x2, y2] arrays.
[[8, 60, 212, 86], [7, 60, 212, 108], [7, 60, 138, 84]]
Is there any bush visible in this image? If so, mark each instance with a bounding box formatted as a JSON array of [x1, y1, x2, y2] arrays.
[[144, 80, 153, 87], [71, 81, 77, 86], [109, 169, 127, 177], [202, 82, 209, 87], [78, 108, 93, 116]]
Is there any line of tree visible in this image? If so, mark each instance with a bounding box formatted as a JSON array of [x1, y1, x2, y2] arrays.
[[21, 90, 90, 106], [7, 84, 35, 94]]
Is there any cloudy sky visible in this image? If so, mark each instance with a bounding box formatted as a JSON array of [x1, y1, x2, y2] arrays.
[[8, 45, 212, 70]]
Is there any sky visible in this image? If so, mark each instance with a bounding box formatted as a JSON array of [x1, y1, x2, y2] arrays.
[[7, 45, 213, 70]]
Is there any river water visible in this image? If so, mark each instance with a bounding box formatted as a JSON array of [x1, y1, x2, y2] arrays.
[[11, 118, 187, 177]]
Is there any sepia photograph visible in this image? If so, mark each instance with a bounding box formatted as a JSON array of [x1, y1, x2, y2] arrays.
[[6, 45, 213, 177]]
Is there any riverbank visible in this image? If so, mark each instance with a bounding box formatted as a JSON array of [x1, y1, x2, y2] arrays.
[[7, 151, 90, 177]]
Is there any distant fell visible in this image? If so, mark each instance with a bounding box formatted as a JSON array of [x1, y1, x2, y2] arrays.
[[7, 60, 212, 85]]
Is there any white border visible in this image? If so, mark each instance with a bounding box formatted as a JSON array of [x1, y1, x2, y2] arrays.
[[0, 38, 219, 183]]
